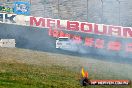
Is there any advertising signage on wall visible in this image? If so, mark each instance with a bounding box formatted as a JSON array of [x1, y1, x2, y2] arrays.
[[13, 2, 30, 15], [0, 1, 30, 15], [30, 17, 132, 39], [0, 2, 14, 13], [0, 13, 132, 39], [0, 13, 30, 25], [0, 12, 132, 39], [0, 13, 132, 54]]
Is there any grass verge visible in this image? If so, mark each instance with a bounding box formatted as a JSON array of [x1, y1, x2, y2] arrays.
[[0, 48, 131, 88]]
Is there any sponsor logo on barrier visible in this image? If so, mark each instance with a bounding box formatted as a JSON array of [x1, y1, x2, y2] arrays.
[[13, 2, 30, 15], [0, 2, 13, 13], [0, 13, 30, 25]]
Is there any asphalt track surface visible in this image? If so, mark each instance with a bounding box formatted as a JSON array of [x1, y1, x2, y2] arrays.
[[0, 23, 132, 64]]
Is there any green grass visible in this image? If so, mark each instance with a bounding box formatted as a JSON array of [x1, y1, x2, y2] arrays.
[[0, 62, 131, 88], [0, 62, 81, 88], [0, 48, 132, 88]]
